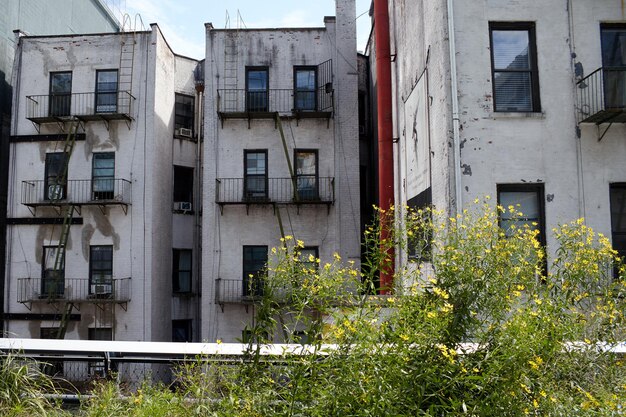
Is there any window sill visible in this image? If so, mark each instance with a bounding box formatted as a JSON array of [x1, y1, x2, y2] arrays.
[[172, 291, 196, 298], [172, 210, 195, 215], [490, 111, 545, 120], [173, 135, 197, 142]]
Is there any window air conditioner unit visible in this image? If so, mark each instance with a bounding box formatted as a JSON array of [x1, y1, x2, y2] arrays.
[[175, 128, 193, 138], [90, 284, 112, 296], [174, 201, 192, 211]]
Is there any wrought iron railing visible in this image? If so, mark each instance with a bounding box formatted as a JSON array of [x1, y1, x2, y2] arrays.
[[215, 177, 334, 205], [21, 179, 131, 206], [26, 91, 134, 122], [577, 67, 626, 123], [17, 277, 131, 303], [217, 88, 333, 114]]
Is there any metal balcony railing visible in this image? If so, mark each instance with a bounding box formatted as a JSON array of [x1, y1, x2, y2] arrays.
[[215, 177, 334, 206], [17, 277, 131, 304], [217, 88, 333, 117], [215, 277, 359, 307], [577, 67, 626, 124], [26, 91, 134, 124], [21, 179, 131, 207], [215, 278, 261, 304]]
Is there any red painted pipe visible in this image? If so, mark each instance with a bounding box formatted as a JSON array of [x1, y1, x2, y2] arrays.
[[374, 0, 395, 293]]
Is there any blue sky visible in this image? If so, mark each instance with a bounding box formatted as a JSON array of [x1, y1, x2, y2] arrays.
[[104, 0, 372, 59]]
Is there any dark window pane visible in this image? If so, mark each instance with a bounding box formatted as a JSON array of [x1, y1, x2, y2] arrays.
[[295, 68, 316, 110], [45, 153, 66, 200], [49, 72, 72, 117], [173, 166, 194, 203], [246, 69, 268, 112], [173, 249, 192, 293], [611, 185, 626, 271], [90, 246, 113, 296], [497, 186, 543, 243], [92, 153, 115, 200], [492, 30, 530, 70], [42, 246, 64, 297], [173, 320, 192, 342], [245, 151, 267, 199], [295, 150, 318, 200], [96, 70, 118, 113], [243, 246, 267, 297], [490, 24, 539, 112], [175, 94, 194, 132], [88, 328, 113, 341], [602, 27, 626, 67], [494, 72, 533, 112]]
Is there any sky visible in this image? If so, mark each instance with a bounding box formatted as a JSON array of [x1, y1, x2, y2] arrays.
[[103, 0, 373, 59]]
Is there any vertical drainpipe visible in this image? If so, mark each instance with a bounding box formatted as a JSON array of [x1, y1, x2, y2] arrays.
[[374, 0, 395, 293], [447, 0, 462, 215]]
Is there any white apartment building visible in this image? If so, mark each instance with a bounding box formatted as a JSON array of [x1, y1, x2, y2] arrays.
[[4, 25, 202, 343], [202, 0, 361, 342], [376, 0, 625, 269]]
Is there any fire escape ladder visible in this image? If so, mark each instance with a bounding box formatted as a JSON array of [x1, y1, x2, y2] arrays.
[[275, 114, 298, 203], [118, 29, 136, 129], [55, 301, 74, 339], [223, 11, 241, 113], [50, 121, 78, 339]]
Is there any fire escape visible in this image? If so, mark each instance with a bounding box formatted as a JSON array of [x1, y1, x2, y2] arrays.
[[17, 30, 138, 338]]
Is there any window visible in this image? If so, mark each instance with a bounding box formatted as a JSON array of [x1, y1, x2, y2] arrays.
[[173, 249, 192, 293], [497, 184, 545, 246], [49, 71, 72, 117], [173, 166, 194, 210], [407, 187, 432, 262], [92, 153, 115, 200], [601, 24, 626, 110], [294, 67, 317, 111], [175, 93, 195, 135], [40, 328, 63, 375], [294, 150, 318, 201], [244, 150, 268, 200], [242, 329, 270, 343], [490, 23, 540, 112], [95, 70, 118, 113], [243, 246, 267, 297], [45, 153, 66, 201], [88, 328, 113, 376], [42, 246, 64, 297], [246, 67, 268, 112], [88, 328, 113, 341], [89, 246, 113, 297], [172, 319, 193, 342], [610, 184, 626, 268], [299, 246, 319, 272]]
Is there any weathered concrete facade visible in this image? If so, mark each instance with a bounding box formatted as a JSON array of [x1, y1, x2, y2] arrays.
[[384, 0, 626, 269], [0, 0, 120, 336], [5, 25, 201, 342], [202, 0, 360, 342]]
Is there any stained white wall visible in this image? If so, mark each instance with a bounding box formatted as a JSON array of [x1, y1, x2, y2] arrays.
[[202, 0, 360, 342], [5, 26, 199, 341], [391, 0, 626, 268]]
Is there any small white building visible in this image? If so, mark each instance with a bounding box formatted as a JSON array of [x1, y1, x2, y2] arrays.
[[202, 0, 361, 342], [377, 0, 626, 270], [5, 25, 202, 343]]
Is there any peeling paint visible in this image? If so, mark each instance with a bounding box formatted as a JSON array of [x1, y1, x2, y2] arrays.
[[461, 164, 472, 176]]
